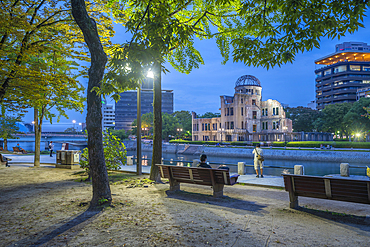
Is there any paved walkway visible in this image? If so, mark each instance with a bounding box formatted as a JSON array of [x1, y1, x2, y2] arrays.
[[3, 153, 285, 188]]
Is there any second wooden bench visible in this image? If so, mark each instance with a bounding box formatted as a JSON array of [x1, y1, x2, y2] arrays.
[[156, 164, 239, 197]]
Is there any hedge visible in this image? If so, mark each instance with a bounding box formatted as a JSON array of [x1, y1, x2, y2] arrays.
[[169, 140, 370, 149], [272, 141, 370, 149]]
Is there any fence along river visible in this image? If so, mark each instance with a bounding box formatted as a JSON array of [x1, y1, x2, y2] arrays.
[[127, 150, 368, 177]]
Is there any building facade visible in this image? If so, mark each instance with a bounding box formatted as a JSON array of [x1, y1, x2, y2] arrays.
[[357, 86, 370, 100], [115, 78, 174, 131], [102, 104, 115, 130], [192, 75, 293, 142], [315, 42, 370, 110]]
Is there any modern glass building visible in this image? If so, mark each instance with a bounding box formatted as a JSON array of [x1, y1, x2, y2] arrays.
[[115, 78, 174, 131], [102, 104, 115, 130], [315, 42, 370, 110]]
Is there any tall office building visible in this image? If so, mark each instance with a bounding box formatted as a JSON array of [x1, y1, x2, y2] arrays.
[[115, 78, 174, 131], [102, 104, 115, 130], [315, 42, 370, 110]]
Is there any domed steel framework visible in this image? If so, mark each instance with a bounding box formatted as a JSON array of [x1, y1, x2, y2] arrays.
[[235, 75, 261, 87]]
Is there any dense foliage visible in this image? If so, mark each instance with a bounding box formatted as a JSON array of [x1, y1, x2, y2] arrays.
[[285, 107, 321, 132], [80, 131, 127, 179], [131, 110, 192, 139]]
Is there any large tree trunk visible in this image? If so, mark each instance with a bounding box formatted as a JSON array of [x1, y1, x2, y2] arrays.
[[3, 139, 7, 151], [71, 0, 111, 207], [34, 108, 41, 167], [150, 61, 162, 182]]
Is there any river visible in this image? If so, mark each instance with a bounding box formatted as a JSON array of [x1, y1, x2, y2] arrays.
[[3, 137, 367, 177], [127, 151, 368, 177]]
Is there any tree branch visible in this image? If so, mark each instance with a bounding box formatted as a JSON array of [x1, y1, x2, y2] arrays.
[[169, 0, 192, 16]]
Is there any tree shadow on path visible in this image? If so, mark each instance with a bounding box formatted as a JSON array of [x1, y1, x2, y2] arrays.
[[8, 208, 102, 247], [165, 189, 268, 216]]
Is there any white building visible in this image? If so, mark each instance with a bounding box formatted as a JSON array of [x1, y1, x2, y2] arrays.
[[102, 104, 115, 130], [192, 75, 293, 142]]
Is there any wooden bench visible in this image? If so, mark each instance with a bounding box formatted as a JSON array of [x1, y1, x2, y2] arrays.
[[0, 154, 11, 167], [156, 164, 239, 197], [283, 174, 370, 209], [13, 146, 27, 154]]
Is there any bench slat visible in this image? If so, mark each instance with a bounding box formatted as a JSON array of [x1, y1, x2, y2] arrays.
[[283, 174, 370, 208]]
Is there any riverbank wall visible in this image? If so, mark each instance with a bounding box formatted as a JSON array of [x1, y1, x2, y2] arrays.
[[139, 142, 370, 163]]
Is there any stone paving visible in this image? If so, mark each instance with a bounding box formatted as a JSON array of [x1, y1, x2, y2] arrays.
[[3, 153, 285, 187]]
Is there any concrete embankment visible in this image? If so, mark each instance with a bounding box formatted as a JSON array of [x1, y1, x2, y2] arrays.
[[141, 142, 370, 163]]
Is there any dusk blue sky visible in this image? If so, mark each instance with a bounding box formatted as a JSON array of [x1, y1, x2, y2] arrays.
[[22, 13, 370, 131]]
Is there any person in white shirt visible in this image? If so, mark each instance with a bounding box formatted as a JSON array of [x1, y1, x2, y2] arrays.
[[252, 143, 264, 178]]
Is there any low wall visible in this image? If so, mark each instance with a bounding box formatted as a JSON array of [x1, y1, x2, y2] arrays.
[[141, 143, 370, 163]]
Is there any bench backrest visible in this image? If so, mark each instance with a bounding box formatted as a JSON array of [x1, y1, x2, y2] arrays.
[[283, 174, 370, 204], [13, 147, 20, 152], [156, 164, 236, 186]]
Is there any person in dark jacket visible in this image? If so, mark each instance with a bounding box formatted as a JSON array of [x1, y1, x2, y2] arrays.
[[197, 154, 211, 168]]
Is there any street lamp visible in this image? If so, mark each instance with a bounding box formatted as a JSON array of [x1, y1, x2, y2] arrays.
[[79, 122, 82, 132], [177, 128, 183, 139], [356, 133, 361, 142], [221, 128, 224, 142]]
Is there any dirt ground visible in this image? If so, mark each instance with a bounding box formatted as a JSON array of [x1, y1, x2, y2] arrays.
[[0, 166, 369, 247]]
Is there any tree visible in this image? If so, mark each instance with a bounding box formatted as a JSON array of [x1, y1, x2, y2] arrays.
[[232, 0, 369, 69], [318, 103, 353, 137], [198, 112, 221, 119], [343, 98, 370, 136], [80, 131, 127, 181], [0, 108, 21, 151], [12, 52, 85, 167], [106, 0, 369, 182], [162, 113, 181, 141], [71, 0, 112, 207], [285, 107, 321, 132], [64, 127, 79, 133], [173, 110, 192, 135], [0, 0, 113, 104], [131, 112, 154, 135], [109, 128, 129, 140]]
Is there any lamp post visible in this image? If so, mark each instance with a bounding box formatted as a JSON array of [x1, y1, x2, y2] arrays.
[[177, 128, 182, 139], [136, 70, 154, 175], [79, 122, 82, 132], [31, 121, 35, 132], [137, 81, 142, 175], [221, 128, 224, 142]]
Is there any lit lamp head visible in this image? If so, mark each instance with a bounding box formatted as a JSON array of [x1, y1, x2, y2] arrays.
[[147, 69, 154, 79]]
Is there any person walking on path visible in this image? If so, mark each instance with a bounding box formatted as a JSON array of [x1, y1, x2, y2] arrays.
[[252, 143, 264, 178], [49, 141, 54, 157]]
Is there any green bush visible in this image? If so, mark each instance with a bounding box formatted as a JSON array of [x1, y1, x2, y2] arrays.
[[271, 141, 370, 149], [80, 131, 127, 180]]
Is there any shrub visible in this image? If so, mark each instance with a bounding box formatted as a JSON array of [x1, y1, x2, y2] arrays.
[[80, 131, 127, 180]]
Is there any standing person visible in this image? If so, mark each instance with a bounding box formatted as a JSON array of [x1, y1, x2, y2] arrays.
[[252, 143, 264, 178], [197, 154, 212, 168], [49, 141, 54, 157]]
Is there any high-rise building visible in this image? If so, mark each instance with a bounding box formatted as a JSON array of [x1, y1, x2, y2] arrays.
[[115, 78, 174, 131], [192, 75, 292, 142], [315, 42, 370, 110], [102, 104, 115, 130]]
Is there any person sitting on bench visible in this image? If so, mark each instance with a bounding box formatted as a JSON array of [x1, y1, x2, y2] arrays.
[[197, 154, 212, 168]]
